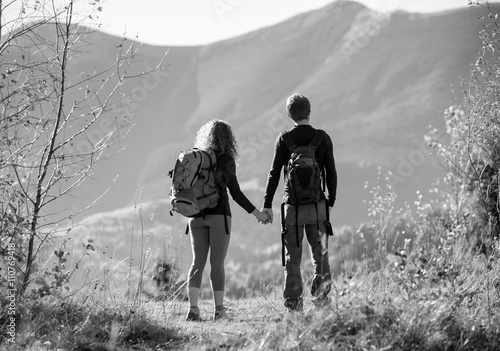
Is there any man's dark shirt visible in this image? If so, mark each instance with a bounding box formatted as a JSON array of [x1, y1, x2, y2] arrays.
[[263, 124, 337, 208]]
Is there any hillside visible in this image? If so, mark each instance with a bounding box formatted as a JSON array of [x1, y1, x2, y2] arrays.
[[48, 1, 489, 230], [31, 0, 495, 289], [4, 3, 500, 349], [7, 1, 495, 266]]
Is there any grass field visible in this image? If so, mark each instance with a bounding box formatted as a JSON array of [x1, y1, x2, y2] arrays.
[[3, 170, 500, 350], [2, 239, 500, 351]]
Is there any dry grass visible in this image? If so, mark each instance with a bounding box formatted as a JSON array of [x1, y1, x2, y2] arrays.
[[1, 236, 499, 351]]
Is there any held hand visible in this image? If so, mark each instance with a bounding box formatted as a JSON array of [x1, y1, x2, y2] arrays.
[[255, 210, 271, 224], [261, 208, 274, 224], [252, 209, 271, 225]]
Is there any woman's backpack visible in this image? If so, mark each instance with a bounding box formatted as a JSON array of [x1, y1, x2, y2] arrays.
[[168, 148, 219, 217]]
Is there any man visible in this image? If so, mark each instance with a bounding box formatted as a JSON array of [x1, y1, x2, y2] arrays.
[[262, 93, 337, 311]]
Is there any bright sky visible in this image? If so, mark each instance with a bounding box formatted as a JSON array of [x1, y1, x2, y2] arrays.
[[92, 0, 470, 46], [0, 0, 472, 46]]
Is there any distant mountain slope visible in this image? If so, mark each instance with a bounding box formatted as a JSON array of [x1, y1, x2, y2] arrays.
[[29, 1, 498, 292], [9, 2, 493, 228], [135, 1, 489, 226]]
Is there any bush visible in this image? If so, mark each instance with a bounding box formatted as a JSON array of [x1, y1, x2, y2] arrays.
[[427, 2, 500, 243]]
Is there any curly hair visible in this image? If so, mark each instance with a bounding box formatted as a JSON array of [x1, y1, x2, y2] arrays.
[[194, 120, 238, 160]]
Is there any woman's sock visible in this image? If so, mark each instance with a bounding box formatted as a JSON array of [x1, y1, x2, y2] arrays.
[[188, 287, 200, 313], [213, 290, 224, 310]]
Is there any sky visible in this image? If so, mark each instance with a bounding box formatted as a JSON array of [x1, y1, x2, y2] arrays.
[[1, 0, 473, 46], [91, 0, 470, 46]]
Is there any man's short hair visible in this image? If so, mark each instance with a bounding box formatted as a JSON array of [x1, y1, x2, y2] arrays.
[[286, 93, 311, 121]]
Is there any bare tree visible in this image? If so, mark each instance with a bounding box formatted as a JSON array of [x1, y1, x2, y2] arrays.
[[0, 0, 168, 295]]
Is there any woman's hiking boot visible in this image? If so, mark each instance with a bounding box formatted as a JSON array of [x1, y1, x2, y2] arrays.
[[185, 310, 202, 321], [213, 307, 228, 321]]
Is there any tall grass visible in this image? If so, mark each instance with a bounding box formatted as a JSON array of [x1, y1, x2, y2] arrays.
[[2, 172, 500, 350], [0, 194, 189, 350], [186, 175, 500, 351]]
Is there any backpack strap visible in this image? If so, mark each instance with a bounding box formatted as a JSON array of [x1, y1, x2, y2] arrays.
[[282, 130, 323, 151], [200, 149, 216, 173], [309, 130, 324, 151], [223, 212, 229, 235], [295, 204, 300, 248], [315, 202, 319, 230], [281, 132, 296, 152], [325, 199, 330, 223], [281, 133, 295, 181], [189, 149, 204, 185], [280, 203, 287, 267], [325, 200, 334, 236], [310, 130, 326, 191], [322, 168, 326, 192]]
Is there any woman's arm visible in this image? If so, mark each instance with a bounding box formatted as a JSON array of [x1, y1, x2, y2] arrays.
[[222, 155, 256, 214]]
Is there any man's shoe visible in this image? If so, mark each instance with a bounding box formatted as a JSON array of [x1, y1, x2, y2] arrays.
[[213, 307, 229, 321], [185, 310, 202, 321], [312, 296, 331, 308], [284, 297, 303, 312]]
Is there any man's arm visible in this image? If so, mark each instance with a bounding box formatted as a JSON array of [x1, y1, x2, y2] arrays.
[[323, 133, 337, 207], [262, 135, 285, 222]]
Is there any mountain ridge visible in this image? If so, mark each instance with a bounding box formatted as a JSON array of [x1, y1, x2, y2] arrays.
[[14, 1, 495, 291], [8, 2, 493, 229], [107, 2, 486, 226]]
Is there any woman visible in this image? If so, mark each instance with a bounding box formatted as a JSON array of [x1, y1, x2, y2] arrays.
[[186, 120, 269, 322]]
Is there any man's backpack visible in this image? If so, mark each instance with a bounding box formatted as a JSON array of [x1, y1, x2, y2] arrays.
[[280, 130, 332, 266], [282, 130, 324, 205], [169, 148, 219, 217]]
